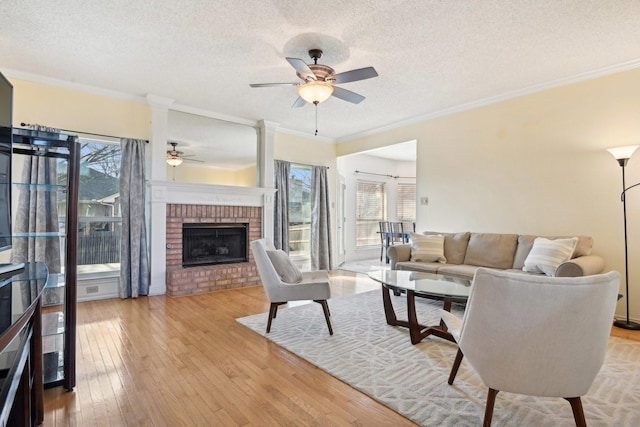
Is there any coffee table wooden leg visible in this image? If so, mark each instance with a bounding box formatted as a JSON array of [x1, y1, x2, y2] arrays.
[[407, 290, 422, 344], [382, 285, 398, 326]]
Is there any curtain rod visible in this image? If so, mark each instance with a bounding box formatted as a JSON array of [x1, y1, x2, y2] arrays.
[[355, 170, 415, 179], [20, 122, 149, 143], [280, 159, 329, 169]]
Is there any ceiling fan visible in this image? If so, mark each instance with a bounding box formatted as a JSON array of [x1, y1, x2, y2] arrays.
[[249, 49, 378, 107], [166, 142, 203, 166]]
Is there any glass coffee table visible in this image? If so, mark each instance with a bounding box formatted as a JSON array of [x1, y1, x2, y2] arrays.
[[368, 270, 471, 344]]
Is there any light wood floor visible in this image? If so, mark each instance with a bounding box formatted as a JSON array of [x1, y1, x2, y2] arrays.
[[43, 270, 640, 427]]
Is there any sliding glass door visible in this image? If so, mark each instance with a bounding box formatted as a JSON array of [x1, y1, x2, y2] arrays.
[[288, 164, 312, 269]]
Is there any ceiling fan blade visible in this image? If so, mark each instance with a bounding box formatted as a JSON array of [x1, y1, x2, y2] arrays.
[[333, 67, 378, 84], [332, 86, 365, 104], [184, 158, 204, 163], [292, 96, 306, 108], [286, 57, 316, 81], [249, 82, 297, 88]]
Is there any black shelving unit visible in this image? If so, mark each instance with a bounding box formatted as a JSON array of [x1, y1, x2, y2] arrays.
[[11, 128, 79, 391]]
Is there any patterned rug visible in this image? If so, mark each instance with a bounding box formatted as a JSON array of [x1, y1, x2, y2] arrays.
[[236, 290, 640, 426]]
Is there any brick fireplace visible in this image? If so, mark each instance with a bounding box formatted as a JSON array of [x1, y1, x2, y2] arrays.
[[165, 204, 262, 296], [148, 180, 275, 297]]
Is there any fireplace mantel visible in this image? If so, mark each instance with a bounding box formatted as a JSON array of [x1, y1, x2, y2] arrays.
[[148, 180, 276, 207], [147, 180, 276, 295]]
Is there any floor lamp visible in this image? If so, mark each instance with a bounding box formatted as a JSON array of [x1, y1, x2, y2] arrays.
[[607, 145, 640, 330]]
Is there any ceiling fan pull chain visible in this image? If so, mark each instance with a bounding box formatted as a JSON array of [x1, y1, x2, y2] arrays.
[[314, 101, 319, 136]]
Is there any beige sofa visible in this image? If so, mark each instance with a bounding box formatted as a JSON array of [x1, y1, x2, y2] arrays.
[[387, 232, 605, 279]]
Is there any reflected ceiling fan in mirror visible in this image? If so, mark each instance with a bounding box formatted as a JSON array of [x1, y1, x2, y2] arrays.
[[166, 141, 203, 167], [250, 49, 378, 136]]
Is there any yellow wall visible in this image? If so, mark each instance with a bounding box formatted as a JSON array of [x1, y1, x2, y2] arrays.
[[10, 79, 150, 139], [235, 165, 258, 187], [340, 67, 640, 321], [167, 164, 257, 186], [274, 132, 337, 166]]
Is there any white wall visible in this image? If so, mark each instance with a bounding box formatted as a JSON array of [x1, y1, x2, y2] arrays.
[[337, 153, 416, 262]]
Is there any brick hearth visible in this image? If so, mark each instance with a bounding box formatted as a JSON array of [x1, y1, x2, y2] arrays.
[[165, 204, 262, 297]]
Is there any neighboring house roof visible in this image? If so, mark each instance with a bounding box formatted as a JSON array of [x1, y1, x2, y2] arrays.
[[63, 166, 119, 201]]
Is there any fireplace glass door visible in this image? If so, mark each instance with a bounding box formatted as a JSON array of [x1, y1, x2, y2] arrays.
[[182, 223, 248, 267]]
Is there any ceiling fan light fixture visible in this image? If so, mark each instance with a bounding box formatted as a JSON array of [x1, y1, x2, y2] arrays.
[[297, 81, 334, 104], [166, 156, 183, 166]]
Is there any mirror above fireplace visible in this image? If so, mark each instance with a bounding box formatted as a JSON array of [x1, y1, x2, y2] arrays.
[[167, 110, 259, 187]]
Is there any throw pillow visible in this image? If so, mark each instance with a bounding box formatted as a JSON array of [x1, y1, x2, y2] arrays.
[[410, 233, 446, 263], [266, 249, 303, 283], [522, 237, 579, 276]]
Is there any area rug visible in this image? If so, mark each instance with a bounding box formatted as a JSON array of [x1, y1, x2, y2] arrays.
[[237, 290, 640, 426]]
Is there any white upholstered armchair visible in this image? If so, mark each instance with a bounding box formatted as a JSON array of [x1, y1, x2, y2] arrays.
[[250, 239, 332, 335], [440, 268, 619, 427]]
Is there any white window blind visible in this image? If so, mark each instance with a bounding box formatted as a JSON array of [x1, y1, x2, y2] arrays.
[[396, 183, 416, 221], [356, 180, 386, 247]]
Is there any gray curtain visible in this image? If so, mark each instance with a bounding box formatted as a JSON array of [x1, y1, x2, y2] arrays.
[[11, 156, 61, 273], [310, 166, 332, 270], [273, 160, 290, 252], [119, 138, 150, 298]]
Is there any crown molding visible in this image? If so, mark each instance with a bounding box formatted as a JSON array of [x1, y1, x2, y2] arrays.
[[337, 58, 640, 143], [1, 68, 148, 104], [7, 57, 640, 146], [170, 102, 257, 128], [146, 94, 175, 108]]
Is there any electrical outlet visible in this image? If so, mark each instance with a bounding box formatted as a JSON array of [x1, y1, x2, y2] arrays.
[[420, 197, 429, 205]]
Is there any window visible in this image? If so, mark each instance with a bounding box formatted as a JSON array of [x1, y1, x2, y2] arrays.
[[288, 165, 312, 264], [356, 180, 386, 247], [76, 139, 122, 266], [396, 182, 416, 221]]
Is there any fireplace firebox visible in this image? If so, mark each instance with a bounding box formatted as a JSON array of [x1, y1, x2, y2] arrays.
[[182, 223, 248, 267]]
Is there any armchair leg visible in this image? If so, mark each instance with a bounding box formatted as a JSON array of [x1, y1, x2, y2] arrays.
[[448, 348, 464, 385], [315, 300, 333, 335], [565, 397, 586, 427], [266, 303, 278, 333], [266, 302, 286, 333], [483, 388, 499, 427]]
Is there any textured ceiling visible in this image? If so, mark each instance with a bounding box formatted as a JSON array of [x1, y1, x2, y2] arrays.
[[1, 0, 640, 144]]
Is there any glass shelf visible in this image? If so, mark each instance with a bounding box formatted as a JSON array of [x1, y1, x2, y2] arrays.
[[11, 232, 66, 238], [43, 273, 65, 288], [42, 312, 65, 336], [12, 182, 68, 191]]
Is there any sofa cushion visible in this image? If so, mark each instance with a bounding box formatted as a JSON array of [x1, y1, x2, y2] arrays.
[[409, 233, 446, 263], [424, 231, 470, 265], [513, 235, 593, 269], [522, 237, 579, 276], [266, 249, 303, 283], [463, 233, 518, 269], [396, 261, 441, 274]]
